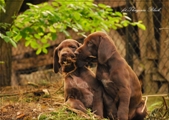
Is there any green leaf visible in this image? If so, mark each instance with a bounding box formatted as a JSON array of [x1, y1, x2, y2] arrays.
[[36, 48, 42, 55], [13, 34, 22, 42], [0, 23, 11, 30], [115, 23, 123, 28], [42, 10, 54, 17], [138, 20, 143, 24], [111, 25, 117, 30], [25, 40, 31, 47], [0, 33, 3, 39], [41, 38, 47, 43], [27, 3, 39, 9], [137, 24, 146, 30], [1, 33, 17, 47], [43, 43, 50, 48], [85, 1, 93, 7], [42, 48, 48, 54], [0, 0, 6, 13], [3, 36, 10, 42], [101, 23, 108, 30], [49, 26, 56, 33], [75, 22, 83, 30], [46, 33, 52, 40], [38, 32, 44, 36], [20, 31, 27, 38], [98, 3, 109, 9], [63, 30, 70, 37], [124, 16, 131, 21], [9, 39, 17, 48], [73, 12, 81, 20], [130, 22, 137, 26], [115, 12, 122, 17], [30, 41, 38, 49], [0, 6, 5, 12], [51, 33, 57, 40], [23, 27, 33, 33], [72, 27, 78, 32], [52, 1, 59, 7], [106, 7, 113, 12], [121, 20, 130, 27], [6, 31, 12, 37], [34, 34, 41, 39]]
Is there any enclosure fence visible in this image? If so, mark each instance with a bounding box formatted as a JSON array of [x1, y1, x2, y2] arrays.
[[12, 0, 169, 94]]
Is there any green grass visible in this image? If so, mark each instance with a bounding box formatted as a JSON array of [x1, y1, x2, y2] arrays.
[[144, 94, 169, 120], [38, 106, 108, 120]]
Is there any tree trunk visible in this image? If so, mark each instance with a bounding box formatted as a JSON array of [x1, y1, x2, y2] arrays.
[[0, 40, 12, 86], [0, 0, 23, 86]]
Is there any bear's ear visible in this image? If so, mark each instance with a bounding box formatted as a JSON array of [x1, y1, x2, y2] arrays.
[[98, 36, 115, 64], [53, 47, 60, 73]]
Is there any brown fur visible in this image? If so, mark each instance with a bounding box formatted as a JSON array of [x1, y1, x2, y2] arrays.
[[75, 32, 147, 120], [53, 39, 104, 117]]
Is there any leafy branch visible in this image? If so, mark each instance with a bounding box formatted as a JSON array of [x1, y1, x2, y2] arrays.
[[3, 0, 146, 54]]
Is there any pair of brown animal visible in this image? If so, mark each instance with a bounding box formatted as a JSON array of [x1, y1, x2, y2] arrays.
[[53, 32, 147, 120]]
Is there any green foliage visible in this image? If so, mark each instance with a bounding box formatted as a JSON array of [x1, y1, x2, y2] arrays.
[[0, 0, 17, 47], [0, 0, 5, 13], [4, 0, 145, 54], [0, 32, 17, 47], [144, 95, 169, 120]]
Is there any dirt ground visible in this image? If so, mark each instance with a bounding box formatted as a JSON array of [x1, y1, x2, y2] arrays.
[[1, 78, 169, 120], [0, 80, 64, 120]]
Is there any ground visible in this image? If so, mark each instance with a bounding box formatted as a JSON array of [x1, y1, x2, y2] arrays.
[[0, 79, 169, 120], [0, 79, 102, 120], [0, 80, 65, 120]]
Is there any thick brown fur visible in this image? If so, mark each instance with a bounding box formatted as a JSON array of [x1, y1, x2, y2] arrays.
[[53, 39, 104, 117], [75, 32, 147, 120]]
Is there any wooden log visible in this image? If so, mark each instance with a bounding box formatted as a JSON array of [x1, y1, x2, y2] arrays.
[[136, 0, 158, 93], [158, 1, 169, 81]]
